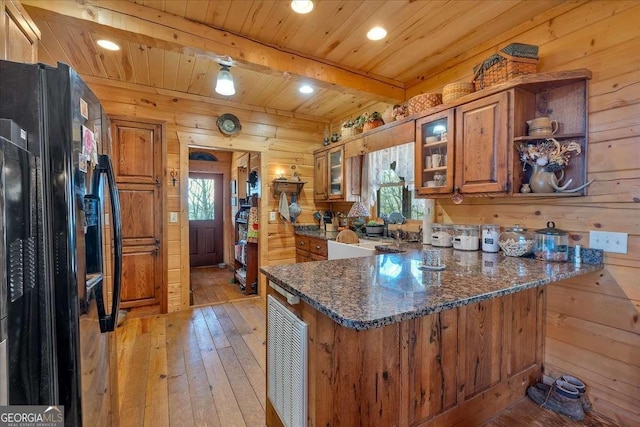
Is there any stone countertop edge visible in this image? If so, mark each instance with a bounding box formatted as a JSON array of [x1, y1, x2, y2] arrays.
[[260, 252, 603, 331]]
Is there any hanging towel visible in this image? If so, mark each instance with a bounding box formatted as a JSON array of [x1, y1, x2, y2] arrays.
[[247, 207, 259, 243], [278, 191, 290, 221]]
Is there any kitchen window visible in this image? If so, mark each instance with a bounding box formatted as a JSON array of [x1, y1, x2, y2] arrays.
[[376, 169, 424, 220], [363, 141, 423, 219]]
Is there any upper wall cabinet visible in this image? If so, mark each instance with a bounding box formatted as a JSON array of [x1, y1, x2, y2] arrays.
[[327, 145, 344, 200], [314, 118, 415, 202], [415, 70, 590, 198], [455, 91, 510, 194], [314, 151, 328, 201], [0, 0, 39, 63]]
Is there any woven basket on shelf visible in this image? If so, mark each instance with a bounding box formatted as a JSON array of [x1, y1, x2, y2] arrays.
[[341, 126, 362, 138], [442, 82, 475, 104], [407, 93, 442, 115], [473, 52, 538, 91]]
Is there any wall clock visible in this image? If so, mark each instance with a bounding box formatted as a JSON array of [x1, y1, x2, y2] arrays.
[[217, 113, 242, 136]]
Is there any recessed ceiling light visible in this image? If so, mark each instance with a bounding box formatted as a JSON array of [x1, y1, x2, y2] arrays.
[[299, 85, 314, 94], [291, 0, 314, 14], [367, 26, 387, 41], [96, 39, 120, 51]]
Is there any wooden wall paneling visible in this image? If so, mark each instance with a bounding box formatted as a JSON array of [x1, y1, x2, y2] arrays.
[[546, 309, 640, 370], [406, 2, 638, 95], [547, 283, 639, 336]]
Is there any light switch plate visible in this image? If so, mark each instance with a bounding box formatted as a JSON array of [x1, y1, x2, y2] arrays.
[[270, 211, 277, 221], [169, 212, 178, 223], [589, 230, 628, 254]]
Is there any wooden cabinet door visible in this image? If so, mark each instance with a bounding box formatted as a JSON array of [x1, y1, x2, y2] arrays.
[[327, 146, 345, 200], [314, 152, 328, 200], [111, 119, 164, 309], [344, 155, 362, 202], [455, 92, 509, 194], [415, 110, 455, 196], [1, 0, 39, 63]]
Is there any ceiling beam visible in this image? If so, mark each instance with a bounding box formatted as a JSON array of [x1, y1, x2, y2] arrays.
[[22, 0, 405, 103]]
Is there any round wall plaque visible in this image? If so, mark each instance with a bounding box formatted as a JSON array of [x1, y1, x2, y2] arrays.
[[217, 113, 242, 136]]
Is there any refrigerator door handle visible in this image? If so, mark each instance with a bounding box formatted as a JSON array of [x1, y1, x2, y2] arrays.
[[94, 154, 123, 333]]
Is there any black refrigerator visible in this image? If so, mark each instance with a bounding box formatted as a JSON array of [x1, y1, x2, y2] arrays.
[[0, 60, 123, 427]]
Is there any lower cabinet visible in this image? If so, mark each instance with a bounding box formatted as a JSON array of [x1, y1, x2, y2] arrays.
[[295, 235, 327, 262], [266, 286, 544, 427]]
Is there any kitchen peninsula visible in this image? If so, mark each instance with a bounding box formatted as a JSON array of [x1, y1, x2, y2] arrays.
[[260, 250, 602, 427]]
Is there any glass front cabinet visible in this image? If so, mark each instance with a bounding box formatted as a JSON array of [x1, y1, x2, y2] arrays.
[[415, 110, 455, 195], [328, 145, 344, 200]]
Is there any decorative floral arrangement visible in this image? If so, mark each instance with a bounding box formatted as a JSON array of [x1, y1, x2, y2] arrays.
[[519, 138, 582, 172], [342, 115, 366, 129], [365, 111, 383, 123]]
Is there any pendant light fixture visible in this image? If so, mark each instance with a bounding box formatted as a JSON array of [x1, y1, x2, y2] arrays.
[[215, 64, 236, 96]]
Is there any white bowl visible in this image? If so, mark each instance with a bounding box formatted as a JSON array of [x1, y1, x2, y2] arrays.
[[426, 181, 438, 187], [426, 136, 440, 143]]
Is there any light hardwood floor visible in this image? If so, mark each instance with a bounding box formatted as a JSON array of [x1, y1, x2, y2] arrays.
[[190, 267, 253, 306], [116, 297, 266, 427], [117, 298, 617, 427]]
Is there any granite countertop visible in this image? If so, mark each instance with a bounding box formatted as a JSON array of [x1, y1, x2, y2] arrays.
[[260, 248, 602, 331]]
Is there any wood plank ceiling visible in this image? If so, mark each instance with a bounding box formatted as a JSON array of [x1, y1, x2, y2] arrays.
[[22, 0, 565, 122]]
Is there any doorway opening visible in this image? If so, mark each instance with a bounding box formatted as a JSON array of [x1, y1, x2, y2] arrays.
[[187, 148, 259, 306]]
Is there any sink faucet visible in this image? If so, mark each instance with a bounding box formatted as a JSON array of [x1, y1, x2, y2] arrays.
[[395, 227, 403, 248]]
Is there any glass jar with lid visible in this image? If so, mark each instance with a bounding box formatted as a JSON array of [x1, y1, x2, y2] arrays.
[[534, 221, 569, 261], [431, 224, 453, 247], [498, 225, 534, 257], [481, 224, 500, 252], [452, 225, 480, 251]]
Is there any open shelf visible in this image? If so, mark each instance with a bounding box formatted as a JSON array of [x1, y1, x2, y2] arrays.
[[423, 166, 447, 173], [423, 139, 448, 149], [514, 133, 585, 142], [272, 179, 306, 198]]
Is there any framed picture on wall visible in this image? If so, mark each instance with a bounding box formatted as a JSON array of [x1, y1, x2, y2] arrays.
[[231, 179, 237, 195]]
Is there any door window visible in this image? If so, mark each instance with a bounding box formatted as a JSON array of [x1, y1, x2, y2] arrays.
[[188, 178, 216, 220]]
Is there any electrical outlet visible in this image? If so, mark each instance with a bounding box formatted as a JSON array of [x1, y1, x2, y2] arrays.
[[269, 211, 277, 221], [589, 230, 628, 254], [169, 212, 178, 223]]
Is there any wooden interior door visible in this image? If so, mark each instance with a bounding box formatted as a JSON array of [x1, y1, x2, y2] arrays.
[[111, 119, 164, 309], [188, 173, 223, 267]]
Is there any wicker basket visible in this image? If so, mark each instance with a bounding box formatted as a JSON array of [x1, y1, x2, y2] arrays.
[[473, 52, 538, 91], [407, 93, 442, 115], [442, 82, 475, 104], [341, 126, 362, 138]]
